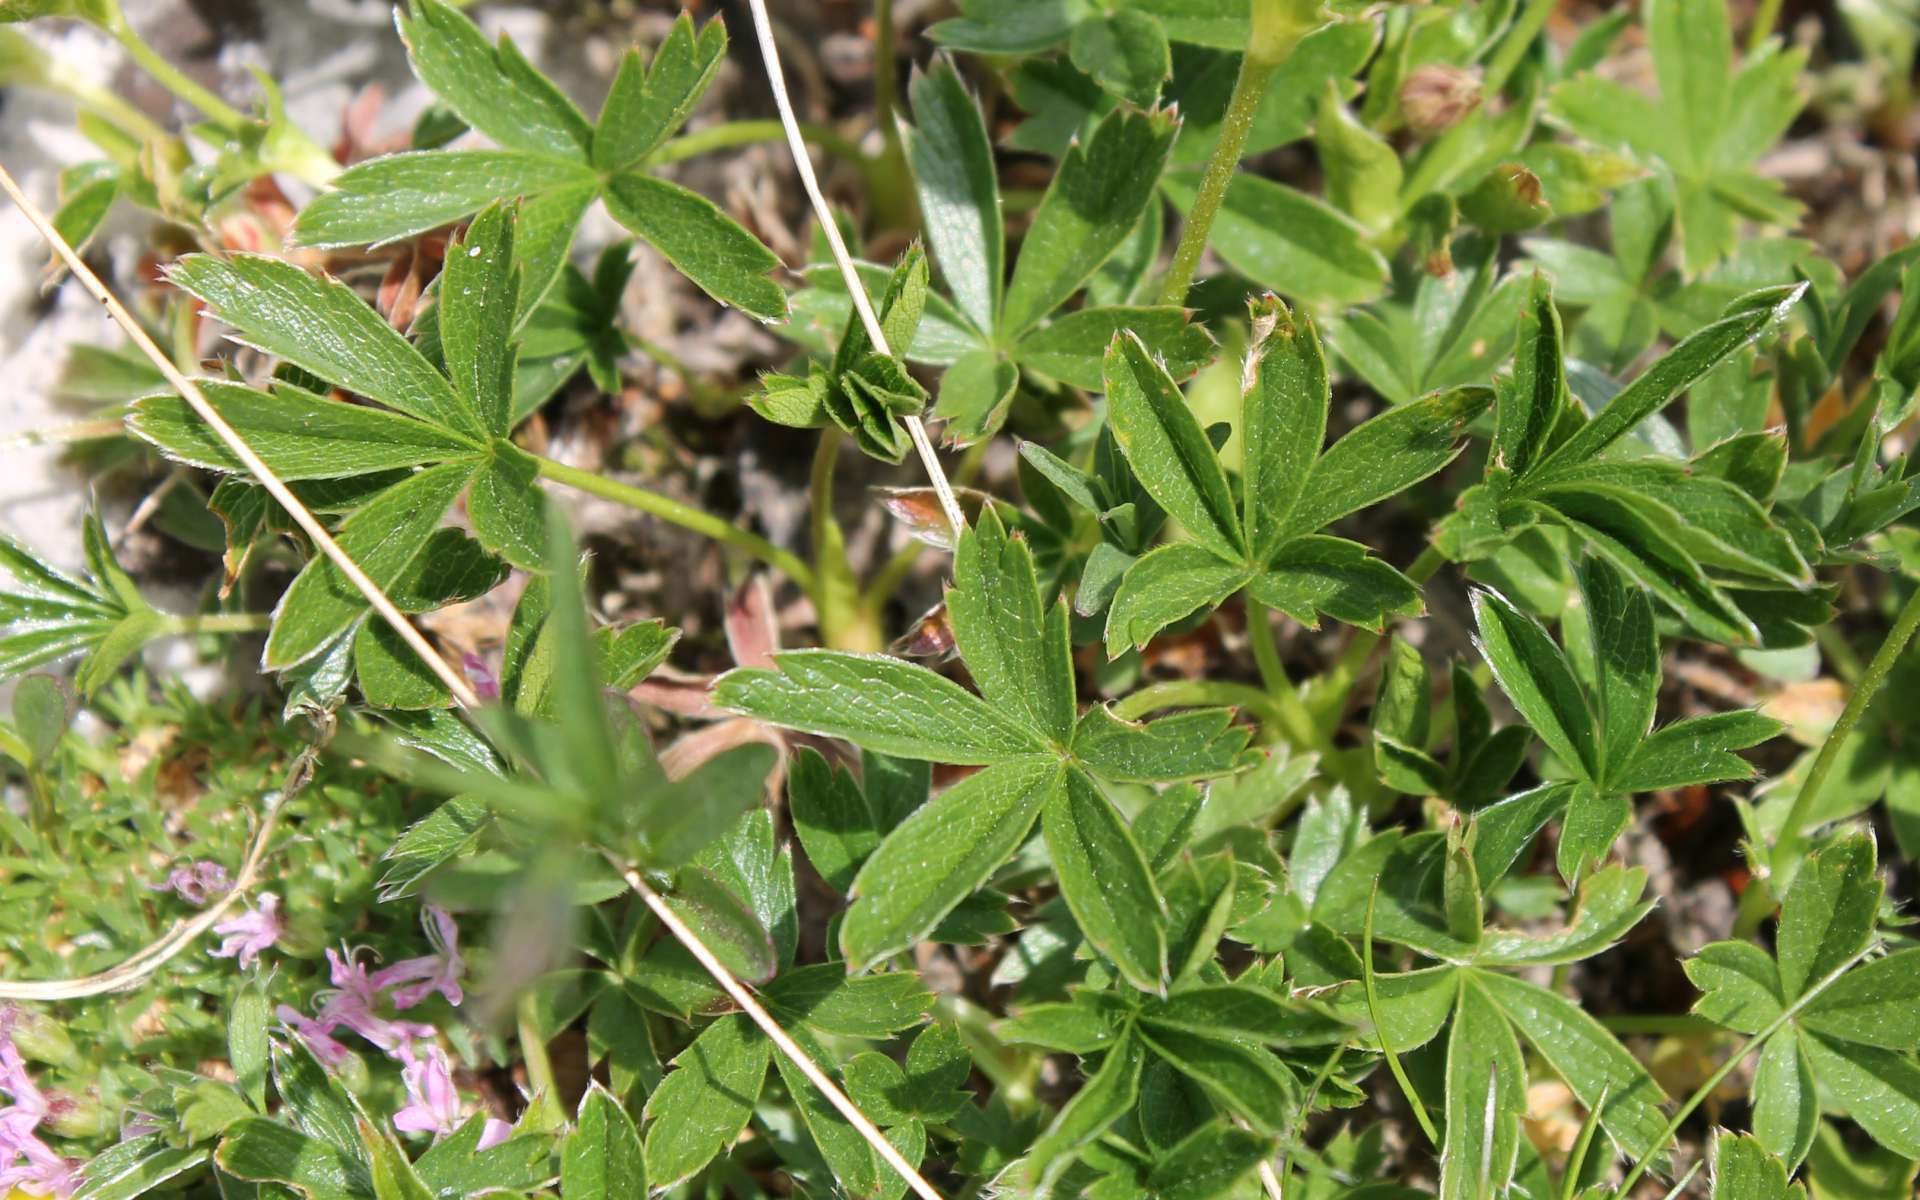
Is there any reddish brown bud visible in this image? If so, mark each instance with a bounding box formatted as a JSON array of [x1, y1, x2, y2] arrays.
[[1400, 65, 1482, 135]]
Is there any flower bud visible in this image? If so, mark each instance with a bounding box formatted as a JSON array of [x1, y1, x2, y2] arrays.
[[44, 1089, 110, 1139], [1400, 65, 1482, 135], [2, 1004, 77, 1067]]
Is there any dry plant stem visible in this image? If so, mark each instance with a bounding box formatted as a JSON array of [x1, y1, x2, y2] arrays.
[[742, 0, 967, 539], [0, 161, 480, 710], [609, 854, 946, 1200], [1734, 579, 1920, 937], [1615, 941, 1878, 1195]]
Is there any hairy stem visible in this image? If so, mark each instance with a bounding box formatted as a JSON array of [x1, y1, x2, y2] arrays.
[[1480, 0, 1554, 95], [1615, 941, 1877, 1195], [165, 611, 272, 636], [1735, 579, 1920, 936], [533, 455, 816, 591], [1158, 0, 1326, 306]]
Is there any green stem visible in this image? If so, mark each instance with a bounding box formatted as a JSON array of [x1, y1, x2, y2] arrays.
[[1747, 0, 1785, 55], [811, 433, 874, 651], [534, 456, 816, 591], [1363, 884, 1440, 1148], [1157, 56, 1278, 307], [1246, 598, 1322, 750], [1615, 942, 1877, 1196], [1158, 1, 1330, 306], [1735, 579, 1920, 937], [650, 118, 869, 168], [165, 612, 271, 636], [1112, 680, 1289, 731], [1597, 1014, 1719, 1036], [1480, 0, 1554, 96], [107, 20, 248, 133], [872, 0, 903, 163]]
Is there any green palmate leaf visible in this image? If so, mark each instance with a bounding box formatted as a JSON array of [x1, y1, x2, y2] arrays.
[[601, 172, 786, 321], [1570, 556, 1658, 781], [441, 201, 520, 438], [467, 443, 548, 572], [1069, 705, 1250, 783], [1069, 10, 1170, 107], [1013, 306, 1215, 390], [1474, 970, 1670, 1161], [1686, 940, 1785, 1033], [1248, 535, 1422, 632], [1161, 170, 1389, 306], [293, 151, 598, 249], [904, 58, 1003, 336], [642, 1014, 770, 1189], [1144, 1123, 1274, 1200], [1240, 295, 1327, 561], [264, 463, 474, 669], [1021, 1035, 1145, 1191], [1472, 588, 1599, 780], [593, 13, 726, 171], [363, 1122, 437, 1200], [1751, 1032, 1818, 1169], [1136, 1025, 1297, 1135], [1612, 710, 1780, 793], [398, 0, 592, 159], [415, 1121, 552, 1197], [775, 1034, 926, 1200], [948, 508, 1076, 745], [70, 1137, 208, 1200], [1556, 785, 1629, 882], [934, 350, 1021, 447], [1534, 283, 1805, 474], [1045, 768, 1167, 992], [1286, 385, 1492, 538], [1545, 462, 1811, 584], [129, 380, 478, 480], [1519, 486, 1756, 645], [841, 759, 1064, 969], [788, 748, 885, 894], [667, 865, 777, 985], [168, 254, 484, 439], [715, 650, 1048, 764], [927, 0, 1083, 52], [1498, 274, 1565, 479], [1440, 977, 1525, 1200], [1139, 985, 1312, 1044], [1776, 832, 1881, 1000], [761, 964, 933, 1037], [1102, 541, 1247, 657], [1797, 1034, 1920, 1158], [1104, 330, 1244, 562], [1709, 1131, 1805, 1200], [1798, 948, 1920, 1050], [1002, 106, 1179, 337]]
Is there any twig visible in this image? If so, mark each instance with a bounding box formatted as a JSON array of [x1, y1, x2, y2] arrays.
[[741, 0, 967, 539], [0, 161, 479, 710], [607, 853, 944, 1200]]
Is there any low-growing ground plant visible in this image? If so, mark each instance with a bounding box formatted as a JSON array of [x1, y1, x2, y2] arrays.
[[1, 0, 1918, 1197]]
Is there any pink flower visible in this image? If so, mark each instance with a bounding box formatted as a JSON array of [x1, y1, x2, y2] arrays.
[[462, 653, 500, 702], [209, 893, 282, 968], [275, 1005, 354, 1068], [152, 861, 230, 906], [0, 1135, 77, 1197], [372, 905, 465, 1010], [393, 1044, 459, 1137], [0, 1027, 74, 1198]]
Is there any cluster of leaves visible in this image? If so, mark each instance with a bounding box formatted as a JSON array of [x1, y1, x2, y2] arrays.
[[3, 0, 1920, 1199]]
